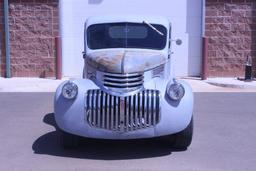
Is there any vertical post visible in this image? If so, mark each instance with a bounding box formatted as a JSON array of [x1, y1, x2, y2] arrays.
[[245, 56, 252, 81], [201, 0, 207, 80], [202, 37, 208, 80], [201, 0, 205, 37], [55, 37, 62, 79], [4, 0, 11, 78]]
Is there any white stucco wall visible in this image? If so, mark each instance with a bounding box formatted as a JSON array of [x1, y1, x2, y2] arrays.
[[60, 0, 202, 77]]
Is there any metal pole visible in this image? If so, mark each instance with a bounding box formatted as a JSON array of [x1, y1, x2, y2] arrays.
[[55, 37, 62, 79], [4, 0, 11, 78], [202, 37, 208, 80], [201, 0, 205, 37], [201, 0, 208, 80]]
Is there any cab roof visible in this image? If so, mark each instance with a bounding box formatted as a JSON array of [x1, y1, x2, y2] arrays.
[[85, 15, 170, 28]]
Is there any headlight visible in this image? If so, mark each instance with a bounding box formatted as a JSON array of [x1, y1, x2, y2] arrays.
[[62, 81, 78, 99], [166, 82, 185, 101]]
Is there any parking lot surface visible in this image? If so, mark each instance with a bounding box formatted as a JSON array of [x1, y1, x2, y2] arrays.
[[0, 93, 256, 171]]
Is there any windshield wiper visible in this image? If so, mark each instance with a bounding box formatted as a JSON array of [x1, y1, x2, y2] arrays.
[[143, 20, 164, 36]]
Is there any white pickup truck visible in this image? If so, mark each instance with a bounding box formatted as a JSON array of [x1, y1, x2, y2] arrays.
[[54, 16, 194, 149]]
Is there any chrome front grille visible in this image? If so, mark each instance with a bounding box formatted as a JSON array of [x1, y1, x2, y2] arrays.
[[85, 89, 161, 132], [101, 73, 144, 92]]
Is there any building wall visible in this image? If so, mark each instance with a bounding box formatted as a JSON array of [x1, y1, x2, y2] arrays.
[[205, 0, 256, 77], [0, 1, 5, 77], [1, 0, 256, 78], [60, 0, 202, 77], [0, 0, 59, 77]]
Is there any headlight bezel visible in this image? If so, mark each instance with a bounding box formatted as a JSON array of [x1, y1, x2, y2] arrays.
[[166, 81, 185, 101], [61, 81, 78, 100]]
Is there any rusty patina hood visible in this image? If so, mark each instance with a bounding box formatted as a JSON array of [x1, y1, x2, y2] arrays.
[[87, 50, 167, 74]]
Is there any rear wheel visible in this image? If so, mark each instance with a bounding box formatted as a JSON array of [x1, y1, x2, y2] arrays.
[[59, 130, 79, 148], [169, 117, 193, 149]]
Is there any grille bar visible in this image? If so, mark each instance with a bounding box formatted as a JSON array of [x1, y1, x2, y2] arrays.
[[104, 81, 144, 88], [86, 89, 161, 132], [104, 76, 143, 82], [102, 73, 144, 91]]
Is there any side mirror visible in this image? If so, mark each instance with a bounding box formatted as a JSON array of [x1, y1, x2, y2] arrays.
[[175, 39, 182, 46]]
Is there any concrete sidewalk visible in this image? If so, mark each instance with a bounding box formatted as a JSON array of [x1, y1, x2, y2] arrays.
[[0, 77, 256, 92], [181, 77, 256, 92], [0, 77, 65, 92]]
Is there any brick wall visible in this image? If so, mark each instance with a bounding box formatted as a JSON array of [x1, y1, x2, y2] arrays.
[[0, 0, 59, 77], [206, 0, 256, 77], [1, 0, 255, 78], [0, 1, 5, 77]]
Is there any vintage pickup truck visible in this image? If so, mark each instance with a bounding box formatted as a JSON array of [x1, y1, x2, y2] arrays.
[[54, 16, 193, 149]]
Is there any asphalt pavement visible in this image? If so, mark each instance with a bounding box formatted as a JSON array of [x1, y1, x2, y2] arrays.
[[0, 92, 256, 171]]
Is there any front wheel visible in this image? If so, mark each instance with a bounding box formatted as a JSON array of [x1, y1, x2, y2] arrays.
[[59, 130, 80, 148], [168, 117, 193, 149]]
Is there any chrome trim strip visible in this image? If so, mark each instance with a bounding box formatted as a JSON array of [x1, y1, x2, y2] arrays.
[[106, 93, 109, 129], [103, 80, 144, 87], [103, 72, 143, 77], [143, 91, 147, 128], [120, 97, 124, 132], [156, 91, 160, 123], [125, 96, 129, 131], [114, 96, 118, 130], [93, 90, 97, 126], [96, 90, 100, 126], [104, 76, 144, 82], [148, 90, 151, 125], [139, 92, 143, 129], [134, 93, 138, 130], [102, 92, 106, 128], [153, 90, 156, 125], [110, 95, 114, 130]]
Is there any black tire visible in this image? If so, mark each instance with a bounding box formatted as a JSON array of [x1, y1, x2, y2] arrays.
[[59, 130, 79, 148], [169, 117, 193, 149]]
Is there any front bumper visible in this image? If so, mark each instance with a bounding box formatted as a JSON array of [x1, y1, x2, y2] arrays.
[[54, 78, 193, 139]]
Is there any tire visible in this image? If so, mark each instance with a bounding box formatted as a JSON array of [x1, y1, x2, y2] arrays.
[[59, 130, 79, 148], [169, 117, 193, 149]]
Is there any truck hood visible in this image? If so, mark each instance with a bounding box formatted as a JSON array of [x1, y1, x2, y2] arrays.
[[86, 50, 167, 73]]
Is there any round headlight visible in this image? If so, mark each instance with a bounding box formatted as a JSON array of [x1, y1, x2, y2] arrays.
[[62, 81, 78, 99], [166, 82, 185, 101]]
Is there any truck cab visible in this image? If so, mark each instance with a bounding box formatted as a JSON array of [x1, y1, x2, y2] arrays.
[[54, 16, 193, 149]]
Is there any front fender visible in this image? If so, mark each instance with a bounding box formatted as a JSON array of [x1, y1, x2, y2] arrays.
[[152, 78, 194, 136], [54, 79, 98, 135]]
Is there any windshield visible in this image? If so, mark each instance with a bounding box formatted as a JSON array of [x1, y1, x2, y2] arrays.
[[87, 22, 167, 50]]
